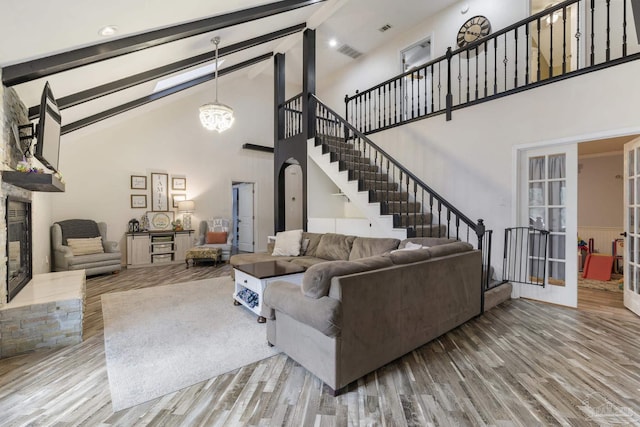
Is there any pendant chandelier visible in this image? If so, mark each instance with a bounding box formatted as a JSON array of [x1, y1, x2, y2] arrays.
[[199, 37, 235, 132]]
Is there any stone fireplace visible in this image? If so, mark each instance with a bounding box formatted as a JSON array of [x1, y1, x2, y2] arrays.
[[0, 76, 84, 359], [1, 77, 34, 305]]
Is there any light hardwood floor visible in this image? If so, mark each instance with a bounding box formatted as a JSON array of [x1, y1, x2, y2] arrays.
[[1, 265, 640, 426]]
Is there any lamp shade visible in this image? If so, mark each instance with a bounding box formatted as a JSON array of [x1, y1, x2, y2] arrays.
[[178, 200, 195, 213]]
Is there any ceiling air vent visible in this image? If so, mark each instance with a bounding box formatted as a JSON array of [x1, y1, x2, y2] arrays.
[[337, 44, 363, 59], [378, 24, 392, 32]]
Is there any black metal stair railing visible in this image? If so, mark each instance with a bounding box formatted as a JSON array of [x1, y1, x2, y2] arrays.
[[346, 0, 640, 135], [312, 94, 490, 267], [282, 93, 303, 139]]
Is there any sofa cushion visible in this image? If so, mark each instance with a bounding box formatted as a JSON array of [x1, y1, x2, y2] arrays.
[[302, 255, 393, 298], [315, 233, 356, 261], [289, 257, 328, 268], [272, 229, 303, 256], [302, 232, 323, 257], [425, 241, 474, 258], [349, 237, 400, 260], [264, 281, 341, 337], [230, 252, 295, 267], [388, 248, 433, 265], [66, 237, 104, 256]]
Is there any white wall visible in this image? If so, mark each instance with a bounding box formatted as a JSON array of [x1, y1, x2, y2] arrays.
[[55, 73, 279, 257], [578, 153, 623, 227], [318, 0, 529, 110]]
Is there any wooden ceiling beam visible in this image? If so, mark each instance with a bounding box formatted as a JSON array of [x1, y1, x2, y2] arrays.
[[28, 23, 306, 119], [3, 0, 324, 86], [61, 52, 273, 135]]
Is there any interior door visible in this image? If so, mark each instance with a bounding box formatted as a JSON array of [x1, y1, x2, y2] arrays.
[[517, 144, 578, 307], [237, 183, 255, 252], [624, 138, 640, 316]]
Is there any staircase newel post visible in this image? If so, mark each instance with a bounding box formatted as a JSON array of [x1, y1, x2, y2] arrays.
[[475, 218, 486, 314], [475, 218, 486, 250], [344, 94, 350, 140], [446, 47, 453, 121]]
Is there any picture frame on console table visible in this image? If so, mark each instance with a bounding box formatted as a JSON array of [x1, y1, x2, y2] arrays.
[[146, 211, 174, 231], [151, 173, 169, 211]]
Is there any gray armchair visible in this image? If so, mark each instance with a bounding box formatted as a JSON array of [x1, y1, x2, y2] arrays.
[[195, 218, 233, 261], [51, 219, 122, 276]]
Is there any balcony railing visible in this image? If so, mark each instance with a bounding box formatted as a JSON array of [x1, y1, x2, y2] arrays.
[[346, 0, 640, 135]]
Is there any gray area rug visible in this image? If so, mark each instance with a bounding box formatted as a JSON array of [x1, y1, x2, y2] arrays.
[[102, 276, 279, 411]]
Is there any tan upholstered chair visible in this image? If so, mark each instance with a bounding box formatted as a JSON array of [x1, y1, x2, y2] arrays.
[[195, 218, 233, 261], [51, 219, 122, 275]]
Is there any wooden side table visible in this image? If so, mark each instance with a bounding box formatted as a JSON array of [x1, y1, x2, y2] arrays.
[[185, 247, 222, 268]]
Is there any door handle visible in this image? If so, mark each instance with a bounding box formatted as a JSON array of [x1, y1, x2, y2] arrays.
[[621, 232, 628, 237]]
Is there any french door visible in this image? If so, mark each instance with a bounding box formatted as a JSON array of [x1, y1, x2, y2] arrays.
[[624, 138, 640, 316], [517, 144, 577, 307]]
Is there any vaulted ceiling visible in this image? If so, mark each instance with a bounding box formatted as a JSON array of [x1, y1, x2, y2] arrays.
[[0, 0, 459, 134]]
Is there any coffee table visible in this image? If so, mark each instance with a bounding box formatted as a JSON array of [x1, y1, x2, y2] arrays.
[[233, 260, 306, 323]]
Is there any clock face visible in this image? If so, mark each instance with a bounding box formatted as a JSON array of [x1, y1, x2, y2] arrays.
[[457, 15, 491, 49]]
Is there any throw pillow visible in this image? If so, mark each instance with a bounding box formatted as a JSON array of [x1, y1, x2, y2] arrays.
[[66, 237, 104, 256], [206, 232, 227, 244], [301, 238, 310, 255], [390, 241, 425, 254], [272, 229, 303, 256]]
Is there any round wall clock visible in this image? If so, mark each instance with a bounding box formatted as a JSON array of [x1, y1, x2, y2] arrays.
[[456, 15, 491, 49]]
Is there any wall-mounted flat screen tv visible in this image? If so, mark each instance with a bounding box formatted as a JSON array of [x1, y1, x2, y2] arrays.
[[34, 82, 61, 173]]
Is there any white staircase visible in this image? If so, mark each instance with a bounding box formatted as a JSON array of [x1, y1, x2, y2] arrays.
[[307, 138, 407, 239]]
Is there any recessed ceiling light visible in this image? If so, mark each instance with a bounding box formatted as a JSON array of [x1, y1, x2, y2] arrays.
[[98, 25, 118, 37], [329, 38, 338, 48]]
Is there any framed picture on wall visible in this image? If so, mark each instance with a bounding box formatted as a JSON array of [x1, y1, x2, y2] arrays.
[[171, 177, 186, 191], [172, 193, 186, 208], [131, 175, 147, 190], [131, 194, 147, 209], [150, 173, 169, 211]]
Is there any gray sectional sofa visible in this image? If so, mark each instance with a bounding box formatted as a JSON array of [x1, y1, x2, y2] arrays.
[[229, 232, 482, 395]]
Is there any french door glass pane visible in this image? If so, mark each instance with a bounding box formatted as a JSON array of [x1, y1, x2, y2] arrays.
[[548, 235, 566, 259], [630, 179, 635, 205], [636, 267, 640, 294], [636, 148, 640, 175], [529, 156, 545, 180], [529, 183, 545, 206], [548, 261, 566, 285], [630, 236, 635, 264], [529, 259, 545, 283], [548, 208, 566, 232], [629, 264, 635, 290], [529, 208, 546, 228], [548, 181, 566, 205], [629, 149, 635, 176], [548, 154, 566, 179], [630, 208, 636, 235]]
